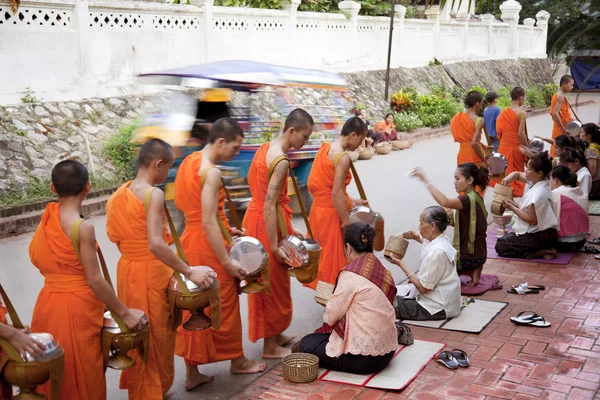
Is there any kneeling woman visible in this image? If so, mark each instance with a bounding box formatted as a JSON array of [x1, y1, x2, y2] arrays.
[[293, 223, 398, 375], [550, 166, 589, 252], [496, 152, 558, 258], [389, 206, 461, 321]]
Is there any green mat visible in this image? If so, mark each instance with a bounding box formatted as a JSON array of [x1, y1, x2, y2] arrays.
[[589, 201, 600, 216]]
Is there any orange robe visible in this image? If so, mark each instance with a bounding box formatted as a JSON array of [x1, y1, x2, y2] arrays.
[[497, 108, 527, 197], [29, 203, 105, 400], [242, 142, 293, 342], [106, 183, 175, 400], [451, 112, 484, 166], [550, 93, 572, 157], [304, 143, 351, 289], [173, 152, 243, 365]]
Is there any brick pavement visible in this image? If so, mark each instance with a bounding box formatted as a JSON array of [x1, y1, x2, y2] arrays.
[[232, 218, 600, 400]]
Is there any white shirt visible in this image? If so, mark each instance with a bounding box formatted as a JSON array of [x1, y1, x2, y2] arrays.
[[513, 180, 558, 235], [576, 167, 592, 195], [414, 236, 461, 318]]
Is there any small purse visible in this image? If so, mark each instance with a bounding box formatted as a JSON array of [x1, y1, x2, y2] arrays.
[[395, 321, 414, 346]]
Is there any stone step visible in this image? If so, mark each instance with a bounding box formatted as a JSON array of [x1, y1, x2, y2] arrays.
[[0, 194, 111, 239]]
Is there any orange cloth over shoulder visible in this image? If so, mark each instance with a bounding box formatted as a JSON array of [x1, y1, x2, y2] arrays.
[[173, 152, 243, 365], [550, 93, 572, 157], [29, 203, 105, 400], [373, 120, 393, 133], [497, 108, 526, 197], [106, 182, 175, 400], [305, 143, 351, 289], [0, 302, 6, 324], [451, 112, 484, 166], [242, 142, 293, 342]]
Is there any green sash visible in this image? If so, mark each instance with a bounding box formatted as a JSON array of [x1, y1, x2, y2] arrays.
[[453, 190, 487, 262]]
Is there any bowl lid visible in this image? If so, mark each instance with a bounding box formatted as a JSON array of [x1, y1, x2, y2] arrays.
[[303, 238, 321, 251], [348, 206, 377, 226], [229, 236, 267, 274]]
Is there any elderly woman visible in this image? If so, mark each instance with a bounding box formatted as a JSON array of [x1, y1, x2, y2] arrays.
[[292, 223, 398, 375], [389, 206, 461, 321]]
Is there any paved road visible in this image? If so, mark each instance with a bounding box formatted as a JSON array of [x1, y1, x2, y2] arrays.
[[0, 102, 598, 399]]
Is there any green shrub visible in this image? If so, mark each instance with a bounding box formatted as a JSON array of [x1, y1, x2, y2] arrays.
[[542, 83, 559, 106], [413, 92, 463, 128], [495, 86, 512, 109], [103, 119, 140, 181], [393, 112, 423, 132], [526, 86, 546, 109], [468, 85, 487, 97], [390, 89, 415, 113]]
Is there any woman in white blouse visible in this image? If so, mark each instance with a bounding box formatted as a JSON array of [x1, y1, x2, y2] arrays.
[[560, 148, 592, 196], [497, 151, 558, 259], [389, 206, 461, 321], [292, 223, 398, 374]]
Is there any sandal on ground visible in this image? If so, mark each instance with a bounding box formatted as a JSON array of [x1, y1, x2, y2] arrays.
[[581, 246, 600, 254], [588, 238, 600, 245], [510, 311, 551, 327], [451, 349, 470, 367], [434, 351, 459, 369], [518, 282, 545, 291], [507, 285, 540, 295]]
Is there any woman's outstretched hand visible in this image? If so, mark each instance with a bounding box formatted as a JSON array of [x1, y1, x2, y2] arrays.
[[408, 167, 427, 183]]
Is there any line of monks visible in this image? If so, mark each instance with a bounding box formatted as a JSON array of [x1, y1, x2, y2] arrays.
[[1, 109, 371, 399], [450, 76, 576, 196]]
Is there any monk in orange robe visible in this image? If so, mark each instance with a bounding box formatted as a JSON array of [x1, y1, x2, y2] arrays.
[[305, 117, 367, 289], [29, 160, 145, 400], [243, 109, 314, 358], [497, 87, 529, 197], [550, 75, 575, 157], [106, 139, 216, 400], [174, 119, 266, 390]]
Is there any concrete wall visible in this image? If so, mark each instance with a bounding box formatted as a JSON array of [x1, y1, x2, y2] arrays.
[[0, 0, 550, 104]]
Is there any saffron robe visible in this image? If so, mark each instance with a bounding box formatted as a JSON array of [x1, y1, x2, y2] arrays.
[[497, 108, 527, 197], [242, 142, 294, 342], [29, 203, 105, 400], [173, 151, 243, 365], [451, 112, 485, 166], [550, 94, 572, 157], [106, 182, 176, 400], [305, 143, 351, 289]]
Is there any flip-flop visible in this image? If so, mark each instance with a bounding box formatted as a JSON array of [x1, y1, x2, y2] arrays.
[[510, 312, 551, 327], [507, 285, 539, 295], [588, 238, 600, 245], [434, 351, 459, 369], [451, 349, 470, 367], [518, 282, 545, 291], [581, 246, 600, 254]]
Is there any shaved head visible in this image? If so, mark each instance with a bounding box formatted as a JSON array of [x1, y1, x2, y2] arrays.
[[137, 138, 174, 167], [208, 118, 244, 144], [283, 108, 314, 132], [52, 160, 89, 197]]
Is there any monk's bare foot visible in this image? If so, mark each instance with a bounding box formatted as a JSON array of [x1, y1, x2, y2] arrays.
[[230, 356, 267, 374], [262, 345, 291, 359], [276, 333, 297, 347], [184, 369, 213, 392], [163, 391, 175, 399]]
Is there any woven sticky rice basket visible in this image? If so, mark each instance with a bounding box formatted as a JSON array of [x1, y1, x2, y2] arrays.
[[391, 140, 410, 150], [491, 184, 513, 216], [314, 281, 334, 306], [282, 353, 319, 383], [374, 142, 392, 155], [384, 236, 409, 260], [347, 149, 359, 162], [358, 146, 374, 160]]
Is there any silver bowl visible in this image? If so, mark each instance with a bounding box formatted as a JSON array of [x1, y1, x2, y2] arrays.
[[229, 236, 268, 277], [528, 138, 544, 153], [566, 120, 582, 137], [23, 333, 62, 362], [488, 153, 508, 175], [348, 206, 382, 227]]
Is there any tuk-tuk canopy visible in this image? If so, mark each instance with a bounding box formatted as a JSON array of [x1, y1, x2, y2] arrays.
[[138, 60, 348, 92]]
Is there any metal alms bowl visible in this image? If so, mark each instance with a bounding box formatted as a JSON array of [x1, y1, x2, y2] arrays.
[[102, 311, 149, 333], [279, 235, 309, 268], [348, 206, 379, 227], [566, 120, 582, 137], [488, 153, 508, 175], [528, 138, 544, 153], [23, 333, 62, 362], [229, 236, 268, 277]]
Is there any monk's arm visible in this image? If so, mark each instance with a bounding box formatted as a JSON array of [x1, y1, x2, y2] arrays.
[[471, 119, 487, 165], [202, 169, 246, 279], [79, 222, 143, 329], [534, 136, 554, 145], [147, 189, 215, 288], [552, 95, 569, 134], [264, 161, 289, 260], [0, 323, 45, 357], [518, 113, 528, 146], [323, 272, 354, 325], [332, 154, 351, 227]]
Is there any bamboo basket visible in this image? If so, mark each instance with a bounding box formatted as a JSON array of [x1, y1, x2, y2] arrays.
[[391, 140, 410, 150], [347, 149, 359, 162], [384, 236, 409, 260], [314, 281, 334, 306], [358, 146, 374, 160], [491, 184, 513, 216], [282, 353, 319, 383], [374, 142, 392, 155]]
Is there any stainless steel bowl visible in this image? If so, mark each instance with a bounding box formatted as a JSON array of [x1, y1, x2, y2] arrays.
[[566, 120, 582, 137], [23, 333, 62, 362], [279, 235, 309, 268], [348, 206, 379, 227], [488, 153, 508, 175], [103, 311, 149, 332], [168, 267, 218, 292], [229, 236, 268, 276], [528, 138, 544, 153]]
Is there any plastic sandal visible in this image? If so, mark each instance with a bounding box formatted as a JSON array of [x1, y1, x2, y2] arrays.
[[588, 238, 600, 245], [451, 349, 470, 367], [434, 351, 459, 369], [519, 282, 545, 291], [507, 285, 540, 295], [581, 246, 600, 254], [510, 312, 551, 327]]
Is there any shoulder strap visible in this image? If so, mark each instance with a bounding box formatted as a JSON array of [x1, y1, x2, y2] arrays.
[[143, 187, 156, 213], [332, 151, 349, 170], [518, 111, 529, 140], [564, 97, 581, 122], [288, 167, 314, 239], [70, 218, 84, 260], [348, 162, 369, 207], [268, 154, 289, 181], [267, 155, 291, 236], [0, 284, 26, 362]]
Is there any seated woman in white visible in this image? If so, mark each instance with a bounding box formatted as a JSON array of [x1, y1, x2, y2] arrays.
[[388, 206, 461, 321], [561, 148, 592, 196]]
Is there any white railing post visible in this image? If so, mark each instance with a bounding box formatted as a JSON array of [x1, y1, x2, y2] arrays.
[[535, 10, 550, 58], [73, 0, 90, 98], [523, 17, 535, 57], [425, 6, 441, 60], [480, 13, 495, 59], [338, 0, 361, 69], [190, 0, 214, 63], [282, 0, 301, 66], [392, 4, 406, 67], [500, 0, 521, 57]]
